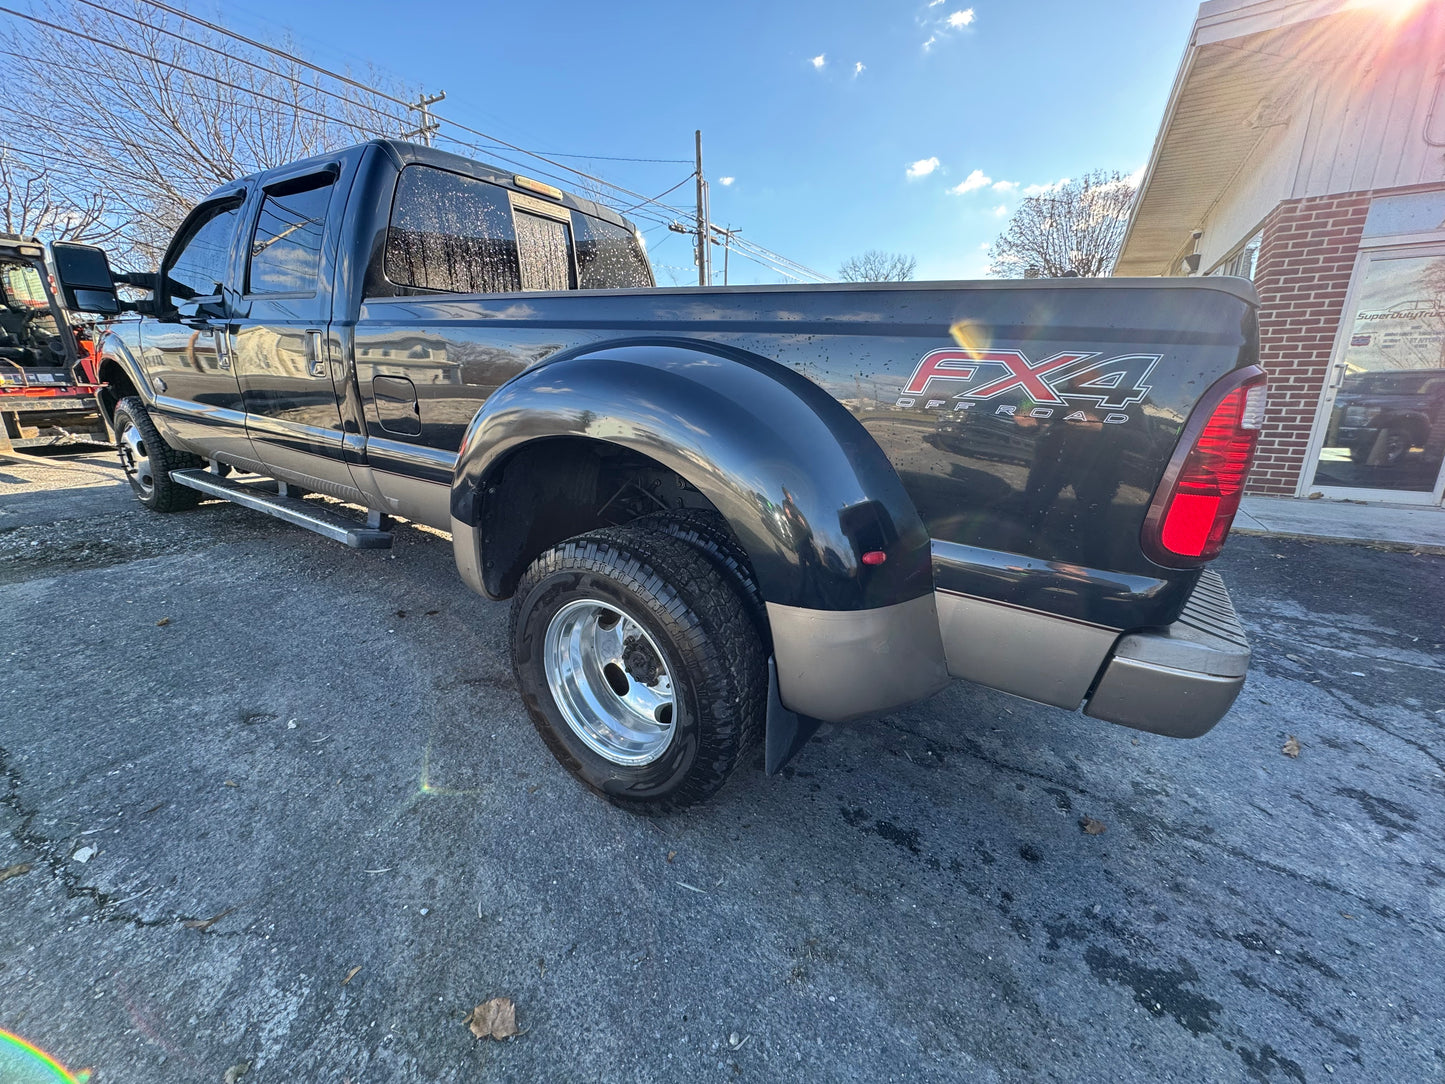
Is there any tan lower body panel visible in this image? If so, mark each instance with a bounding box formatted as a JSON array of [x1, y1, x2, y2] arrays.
[[767, 594, 951, 723], [934, 590, 1120, 710]]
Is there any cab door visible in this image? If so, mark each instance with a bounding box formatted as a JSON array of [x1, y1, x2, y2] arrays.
[[227, 159, 366, 502], [140, 191, 259, 467]]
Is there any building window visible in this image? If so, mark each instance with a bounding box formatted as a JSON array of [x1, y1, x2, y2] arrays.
[[1216, 232, 1261, 280]]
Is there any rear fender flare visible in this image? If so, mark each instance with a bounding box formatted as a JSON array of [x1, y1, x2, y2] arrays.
[[450, 339, 934, 612]]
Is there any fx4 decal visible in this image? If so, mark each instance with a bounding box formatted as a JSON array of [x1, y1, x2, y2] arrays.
[[897, 349, 1161, 416]]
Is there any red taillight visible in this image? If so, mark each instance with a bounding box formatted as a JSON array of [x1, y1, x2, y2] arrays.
[[1143, 369, 1267, 566]]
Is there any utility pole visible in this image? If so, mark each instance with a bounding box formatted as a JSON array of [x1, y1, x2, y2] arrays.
[[694, 130, 711, 287], [714, 225, 740, 286], [406, 90, 446, 147]]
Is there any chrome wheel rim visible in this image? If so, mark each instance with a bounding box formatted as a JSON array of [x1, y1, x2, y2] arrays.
[[543, 598, 676, 766], [117, 419, 155, 495]]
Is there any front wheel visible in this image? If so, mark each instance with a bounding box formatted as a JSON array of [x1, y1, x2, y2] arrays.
[[113, 397, 202, 512], [509, 524, 766, 813]]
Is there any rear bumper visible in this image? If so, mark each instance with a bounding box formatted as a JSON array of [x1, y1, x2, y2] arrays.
[[1083, 570, 1249, 738], [754, 567, 1249, 738]]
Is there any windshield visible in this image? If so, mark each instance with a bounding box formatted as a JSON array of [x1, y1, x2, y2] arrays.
[[0, 259, 67, 368]]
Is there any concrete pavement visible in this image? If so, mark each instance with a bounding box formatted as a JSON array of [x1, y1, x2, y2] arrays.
[[1, 455, 1442, 1083], [1237, 495, 1445, 553]]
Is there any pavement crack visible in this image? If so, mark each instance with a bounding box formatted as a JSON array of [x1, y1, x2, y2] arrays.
[[0, 742, 249, 935]]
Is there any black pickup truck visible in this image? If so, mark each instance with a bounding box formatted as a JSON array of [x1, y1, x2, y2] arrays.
[[53, 139, 1265, 811]]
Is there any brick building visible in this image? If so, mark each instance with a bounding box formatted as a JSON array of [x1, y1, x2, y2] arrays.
[[1116, 0, 1445, 506]]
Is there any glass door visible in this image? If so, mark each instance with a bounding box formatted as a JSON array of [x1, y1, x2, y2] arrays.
[[1304, 245, 1445, 504]]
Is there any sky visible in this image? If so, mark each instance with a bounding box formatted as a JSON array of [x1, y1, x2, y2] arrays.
[[212, 0, 1207, 285]]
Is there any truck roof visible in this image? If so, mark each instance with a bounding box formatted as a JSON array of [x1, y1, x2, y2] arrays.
[[217, 139, 640, 237]]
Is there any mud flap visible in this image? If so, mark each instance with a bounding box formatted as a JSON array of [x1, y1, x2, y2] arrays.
[[765, 657, 822, 775]]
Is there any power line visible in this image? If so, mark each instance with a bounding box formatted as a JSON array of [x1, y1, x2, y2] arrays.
[[50, 0, 802, 266], [619, 174, 696, 216], [0, 5, 383, 134], [4, 1, 828, 282], [66, 0, 407, 130], [523, 150, 692, 165], [117, 0, 692, 212]]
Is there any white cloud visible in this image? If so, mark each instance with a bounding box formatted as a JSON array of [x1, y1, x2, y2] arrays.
[[948, 168, 991, 194], [947, 8, 975, 27], [1023, 177, 1071, 196], [978, 241, 991, 251], [854, 61, 865, 77], [928, 0, 944, 6], [906, 156, 940, 179], [811, 53, 826, 69], [992, 180, 1018, 193], [719, 177, 735, 186], [993, 204, 1008, 217], [1126, 164, 1145, 187], [922, 33, 937, 50]]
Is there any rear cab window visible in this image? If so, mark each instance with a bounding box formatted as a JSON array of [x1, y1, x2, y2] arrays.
[[380, 163, 652, 296]]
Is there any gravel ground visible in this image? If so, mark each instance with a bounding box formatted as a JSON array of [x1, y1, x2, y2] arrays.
[[1, 451, 1442, 1083]]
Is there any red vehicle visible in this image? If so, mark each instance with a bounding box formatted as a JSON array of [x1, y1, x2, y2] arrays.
[[0, 233, 109, 456]]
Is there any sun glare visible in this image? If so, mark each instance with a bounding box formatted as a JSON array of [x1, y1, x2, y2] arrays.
[[1347, 0, 1428, 22]]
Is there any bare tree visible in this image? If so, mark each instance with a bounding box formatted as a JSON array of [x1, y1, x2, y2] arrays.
[[838, 250, 917, 282], [0, 147, 122, 244], [0, 0, 413, 264], [988, 170, 1137, 279]]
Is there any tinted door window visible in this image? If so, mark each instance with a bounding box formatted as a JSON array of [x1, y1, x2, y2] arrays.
[[515, 211, 575, 292], [386, 165, 521, 294], [165, 200, 242, 307], [248, 174, 334, 295], [573, 213, 652, 289]]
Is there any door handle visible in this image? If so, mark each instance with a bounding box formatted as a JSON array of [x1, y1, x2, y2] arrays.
[[305, 329, 326, 378], [214, 330, 231, 370]]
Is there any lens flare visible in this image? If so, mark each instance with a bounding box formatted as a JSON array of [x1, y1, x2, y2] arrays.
[[948, 319, 991, 358], [0, 1028, 91, 1083]]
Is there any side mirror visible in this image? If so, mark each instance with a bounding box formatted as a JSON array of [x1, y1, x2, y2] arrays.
[[50, 242, 121, 315]]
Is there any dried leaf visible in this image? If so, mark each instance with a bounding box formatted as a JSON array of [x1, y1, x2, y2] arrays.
[[666, 850, 677, 863], [182, 906, 235, 932], [425, 610, 440, 616], [342, 965, 362, 986], [1079, 817, 1107, 836], [1282, 736, 1302, 758], [223, 780, 239, 788], [155, 616, 171, 627], [0, 862, 31, 883], [223, 1062, 250, 1084], [465, 997, 520, 1040]]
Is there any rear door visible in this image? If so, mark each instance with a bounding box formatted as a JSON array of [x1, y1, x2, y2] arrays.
[[228, 156, 366, 502]]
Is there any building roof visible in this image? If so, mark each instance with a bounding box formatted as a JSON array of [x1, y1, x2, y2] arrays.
[[1114, 0, 1417, 276]]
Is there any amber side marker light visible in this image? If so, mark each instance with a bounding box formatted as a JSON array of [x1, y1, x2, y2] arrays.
[[514, 175, 563, 200], [1142, 368, 1268, 566]]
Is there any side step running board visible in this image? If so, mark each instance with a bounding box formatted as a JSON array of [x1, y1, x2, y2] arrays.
[[170, 469, 393, 549]]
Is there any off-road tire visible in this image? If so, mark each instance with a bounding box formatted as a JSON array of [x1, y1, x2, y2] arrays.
[[113, 396, 203, 512], [634, 508, 769, 648], [510, 524, 767, 813]]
